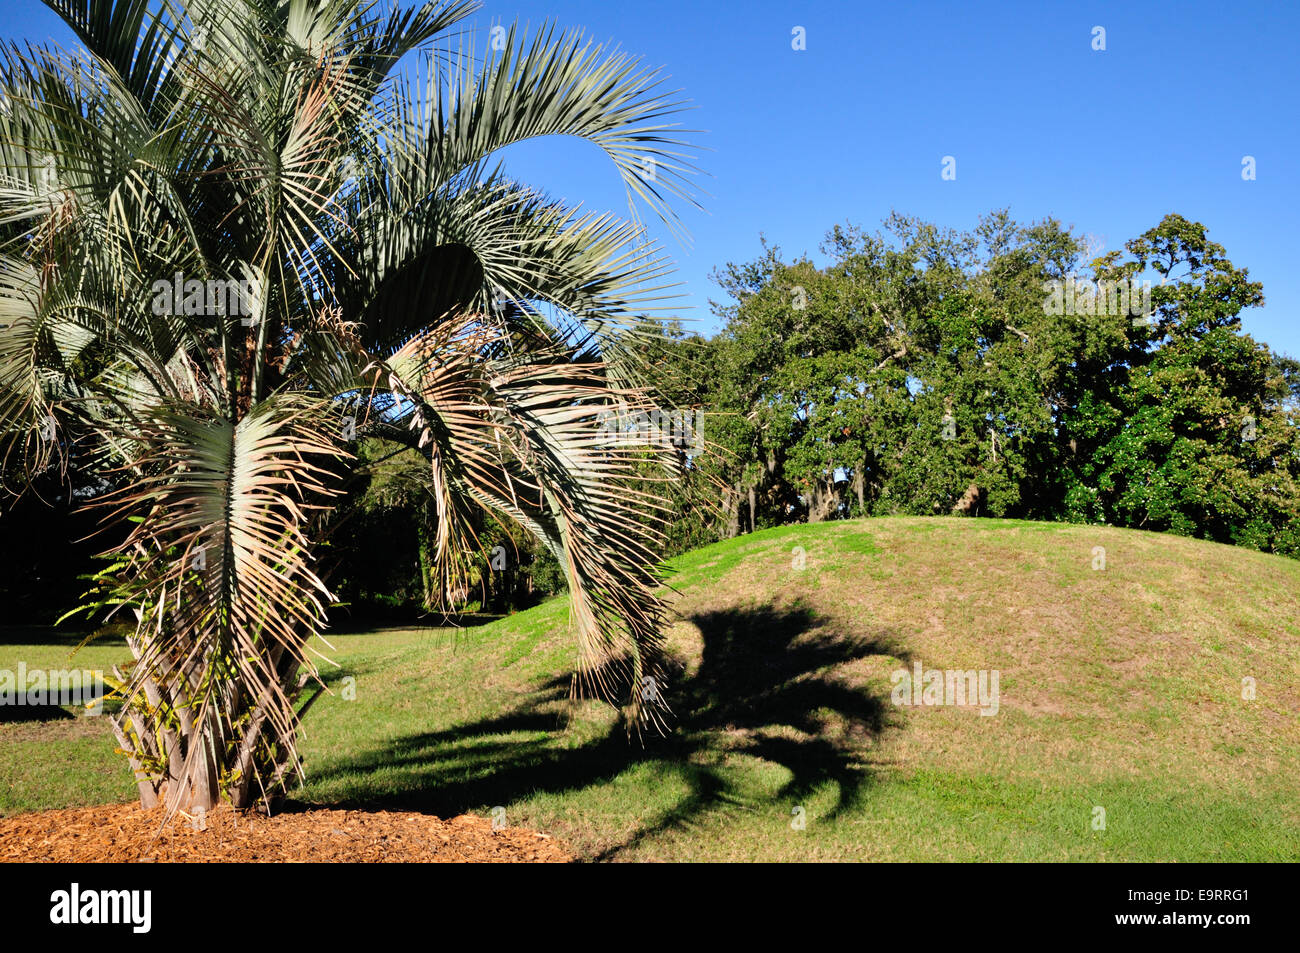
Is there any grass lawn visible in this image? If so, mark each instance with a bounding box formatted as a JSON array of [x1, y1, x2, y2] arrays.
[[3, 516, 1299, 860]]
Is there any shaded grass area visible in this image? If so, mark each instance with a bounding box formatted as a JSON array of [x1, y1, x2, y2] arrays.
[[0, 629, 132, 812], [3, 517, 1299, 860]]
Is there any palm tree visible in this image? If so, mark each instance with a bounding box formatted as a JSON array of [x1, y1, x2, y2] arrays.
[[0, 0, 698, 815]]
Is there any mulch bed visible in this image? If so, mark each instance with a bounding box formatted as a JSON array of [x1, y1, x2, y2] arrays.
[[0, 802, 572, 862]]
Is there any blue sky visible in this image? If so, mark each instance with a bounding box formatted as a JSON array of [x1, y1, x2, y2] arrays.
[[5, 0, 1298, 354]]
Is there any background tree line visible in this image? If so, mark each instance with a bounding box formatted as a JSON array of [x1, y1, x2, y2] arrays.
[[665, 210, 1300, 559]]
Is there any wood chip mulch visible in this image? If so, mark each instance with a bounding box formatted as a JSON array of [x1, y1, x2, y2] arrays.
[[0, 802, 573, 863]]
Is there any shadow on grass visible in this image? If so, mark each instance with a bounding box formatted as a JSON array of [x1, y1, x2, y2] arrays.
[[323, 612, 506, 637], [0, 703, 77, 723], [305, 602, 910, 858], [0, 625, 128, 648]]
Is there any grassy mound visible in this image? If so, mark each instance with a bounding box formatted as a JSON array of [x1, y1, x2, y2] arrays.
[[3, 517, 1298, 861]]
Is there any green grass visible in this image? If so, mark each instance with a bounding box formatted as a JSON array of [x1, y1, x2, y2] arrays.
[[0, 628, 133, 812], [3, 516, 1299, 860]]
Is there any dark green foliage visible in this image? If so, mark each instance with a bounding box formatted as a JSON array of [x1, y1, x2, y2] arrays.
[[682, 212, 1300, 559]]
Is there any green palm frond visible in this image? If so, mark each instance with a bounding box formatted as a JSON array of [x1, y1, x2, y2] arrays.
[[420, 22, 702, 237]]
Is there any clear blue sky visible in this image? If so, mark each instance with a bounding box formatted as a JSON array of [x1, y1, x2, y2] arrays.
[[5, 0, 1298, 354]]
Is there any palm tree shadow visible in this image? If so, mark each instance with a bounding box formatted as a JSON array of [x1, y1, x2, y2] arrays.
[[305, 602, 910, 857]]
